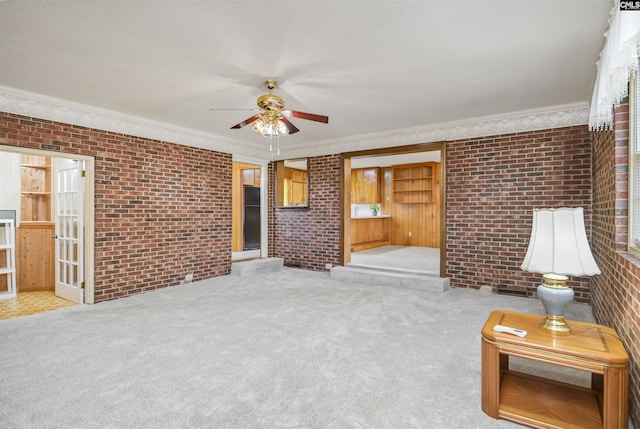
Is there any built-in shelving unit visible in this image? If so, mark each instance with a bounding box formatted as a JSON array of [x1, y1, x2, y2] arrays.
[[20, 154, 51, 223], [18, 154, 55, 292], [391, 163, 434, 204]]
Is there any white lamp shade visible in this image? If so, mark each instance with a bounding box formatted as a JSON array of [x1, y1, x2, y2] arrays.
[[521, 208, 601, 276]]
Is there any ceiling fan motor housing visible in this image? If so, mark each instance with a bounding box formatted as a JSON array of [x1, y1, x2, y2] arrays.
[[257, 93, 285, 111]]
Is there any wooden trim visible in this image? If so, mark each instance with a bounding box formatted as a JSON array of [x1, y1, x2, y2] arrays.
[[440, 142, 447, 277], [341, 142, 445, 158], [341, 156, 351, 266]]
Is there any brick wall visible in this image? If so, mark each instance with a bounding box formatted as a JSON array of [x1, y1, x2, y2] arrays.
[[268, 155, 342, 270], [445, 125, 594, 301], [591, 102, 640, 425], [0, 112, 232, 302]]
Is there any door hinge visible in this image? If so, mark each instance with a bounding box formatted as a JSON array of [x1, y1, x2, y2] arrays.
[[81, 281, 85, 289], [81, 170, 86, 177]]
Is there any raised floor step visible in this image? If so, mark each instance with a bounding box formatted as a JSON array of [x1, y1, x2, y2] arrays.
[[330, 265, 450, 293], [231, 257, 284, 276]]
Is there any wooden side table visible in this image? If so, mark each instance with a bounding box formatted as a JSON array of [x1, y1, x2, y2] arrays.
[[481, 310, 629, 429]]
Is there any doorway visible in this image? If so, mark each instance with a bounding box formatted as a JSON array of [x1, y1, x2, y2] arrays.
[[0, 146, 95, 313], [342, 143, 445, 276], [232, 157, 268, 261]]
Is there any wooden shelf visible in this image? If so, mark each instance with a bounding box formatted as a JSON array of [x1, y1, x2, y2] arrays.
[[500, 371, 602, 429], [21, 164, 51, 169], [20, 154, 51, 222], [391, 163, 434, 204]]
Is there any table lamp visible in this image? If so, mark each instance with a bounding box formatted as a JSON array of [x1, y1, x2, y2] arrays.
[[520, 208, 601, 333]]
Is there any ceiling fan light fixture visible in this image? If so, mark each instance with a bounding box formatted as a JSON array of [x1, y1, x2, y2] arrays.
[[251, 113, 289, 137], [226, 79, 327, 138]]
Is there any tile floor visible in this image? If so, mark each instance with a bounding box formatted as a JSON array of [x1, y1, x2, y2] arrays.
[[0, 291, 76, 320]]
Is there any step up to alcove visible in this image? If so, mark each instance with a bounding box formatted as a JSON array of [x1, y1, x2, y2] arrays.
[[330, 265, 450, 293], [231, 257, 284, 276]]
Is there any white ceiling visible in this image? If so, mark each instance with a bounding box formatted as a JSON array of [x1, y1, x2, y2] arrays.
[[0, 1, 611, 160]]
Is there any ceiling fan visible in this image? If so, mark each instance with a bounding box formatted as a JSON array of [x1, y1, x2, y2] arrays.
[[219, 80, 329, 137]]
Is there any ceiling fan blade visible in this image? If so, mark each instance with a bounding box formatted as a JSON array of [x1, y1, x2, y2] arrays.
[[286, 110, 329, 124], [231, 114, 261, 129], [279, 116, 300, 134]]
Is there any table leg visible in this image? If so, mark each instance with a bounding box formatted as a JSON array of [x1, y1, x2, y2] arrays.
[[602, 366, 629, 429], [481, 337, 500, 418]]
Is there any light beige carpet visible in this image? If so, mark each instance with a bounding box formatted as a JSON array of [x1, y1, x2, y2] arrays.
[[350, 245, 440, 274], [0, 268, 597, 428]]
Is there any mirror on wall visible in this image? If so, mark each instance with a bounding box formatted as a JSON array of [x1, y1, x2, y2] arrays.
[[276, 159, 309, 208]]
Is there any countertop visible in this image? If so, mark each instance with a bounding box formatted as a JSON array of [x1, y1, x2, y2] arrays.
[[351, 215, 391, 219]]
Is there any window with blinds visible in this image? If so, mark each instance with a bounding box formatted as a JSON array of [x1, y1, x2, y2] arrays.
[[630, 76, 640, 258]]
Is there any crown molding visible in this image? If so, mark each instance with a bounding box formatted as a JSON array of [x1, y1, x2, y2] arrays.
[[0, 86, 266, 158], [281, 103, 590, 159], [0, 86, 589, 161]]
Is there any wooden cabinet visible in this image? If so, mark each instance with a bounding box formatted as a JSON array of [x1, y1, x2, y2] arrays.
[[17, 223, 55, 291], [391, 162, 435, 204], [350, 216, 390, 252], [242, 167, 261, 187], [351, 167, 379, 203], [285, 168, 307, 206]]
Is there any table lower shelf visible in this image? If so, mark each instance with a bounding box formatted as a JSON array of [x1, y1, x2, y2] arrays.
[[500, 370, 603, 429]]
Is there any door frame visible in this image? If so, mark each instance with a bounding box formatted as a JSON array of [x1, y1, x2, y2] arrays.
[[232, 155, 268, 260], [0, 145, 95, 304], [341, 142, 446, 276]]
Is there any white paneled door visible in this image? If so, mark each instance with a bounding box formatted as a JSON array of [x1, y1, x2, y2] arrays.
[[54, 159, 85, 304]]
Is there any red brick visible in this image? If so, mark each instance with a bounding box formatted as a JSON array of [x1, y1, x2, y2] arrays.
[[0, 112, 232, 302]]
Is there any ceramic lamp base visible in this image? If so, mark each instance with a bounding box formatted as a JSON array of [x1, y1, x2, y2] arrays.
[[537, 274, 574, 333]]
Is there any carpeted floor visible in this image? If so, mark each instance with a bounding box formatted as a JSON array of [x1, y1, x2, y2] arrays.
[[0, 268, 597, 428], [350, 245, 440, 274]]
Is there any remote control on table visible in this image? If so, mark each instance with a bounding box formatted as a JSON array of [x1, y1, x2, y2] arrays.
[[493, 324, 527, 338]]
